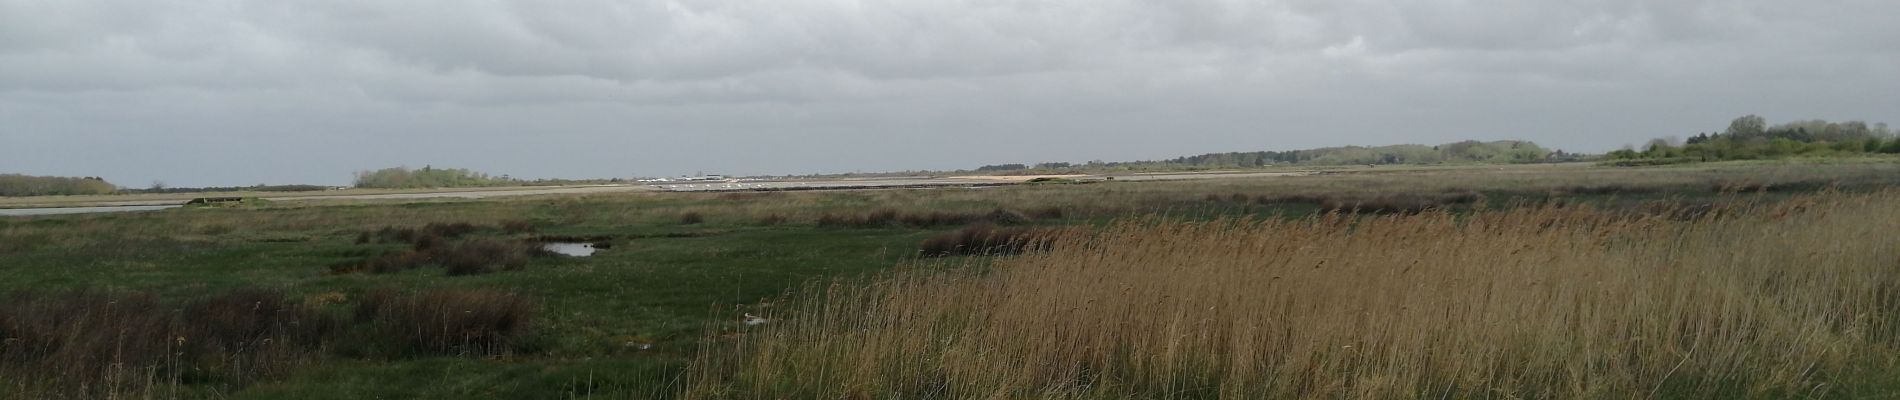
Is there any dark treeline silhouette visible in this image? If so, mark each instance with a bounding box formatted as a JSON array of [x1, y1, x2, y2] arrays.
[[1607, 115, 1898, 164], [352, 166, 516, 189], [122, 184, 334, 194], [0, 174, 117, 197], [977, 140, 1580, 173]]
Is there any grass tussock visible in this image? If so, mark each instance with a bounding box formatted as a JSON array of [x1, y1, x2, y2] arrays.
[[690, 191, 1900, 399], [352, 289, 537, 357], [680, 211, 707, 225]]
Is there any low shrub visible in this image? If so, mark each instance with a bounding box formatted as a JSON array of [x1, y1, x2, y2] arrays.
[[680, 212, 706, 225]]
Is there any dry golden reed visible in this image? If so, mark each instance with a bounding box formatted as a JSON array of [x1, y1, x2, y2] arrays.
[[689, 191, 1900, 399]]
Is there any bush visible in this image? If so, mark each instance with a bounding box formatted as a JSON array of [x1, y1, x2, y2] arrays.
[[680, 212, 706, 225]]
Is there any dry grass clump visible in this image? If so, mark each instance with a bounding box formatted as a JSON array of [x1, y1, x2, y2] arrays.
[[689, 191, 1900, 399], [917, 224, 1066, 257], [0, 288, 335, 397], [680, 211, 707, 225], [353, 289, 537, 357]]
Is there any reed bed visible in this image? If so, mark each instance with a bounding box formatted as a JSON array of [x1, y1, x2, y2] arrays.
[[688, 191, 1900, 399], [0, 288, 536, 398]]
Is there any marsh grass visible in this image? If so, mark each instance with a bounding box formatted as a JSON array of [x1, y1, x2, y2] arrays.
[[689, 190, 1900, 398], [351, 289, 538, 357], [917, 224, 1067, 257], [0, 288, 538, 398], [816, 208, 1053, 229], [332, 222, 552, 276]]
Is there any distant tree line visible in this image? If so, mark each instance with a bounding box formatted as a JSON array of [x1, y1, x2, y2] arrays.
[[1607, 115, 1898, 163], [0, 174, 118, 197], [977, 140, 1578, 174], [121, 184, 334, 194], [975, 164, 1029, 172], [352, 166, 517, 189], [1133, 140, 1565, 168]]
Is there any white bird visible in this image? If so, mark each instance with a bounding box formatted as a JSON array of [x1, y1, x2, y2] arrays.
[[742, 313, 769, 326]]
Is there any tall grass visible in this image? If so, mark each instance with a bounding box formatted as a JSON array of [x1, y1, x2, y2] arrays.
[[688, 191, 1900, 398], [0, 288, 537, 398]]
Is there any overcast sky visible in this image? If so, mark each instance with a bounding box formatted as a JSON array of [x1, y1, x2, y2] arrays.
[[3, 1, 1897, 186]]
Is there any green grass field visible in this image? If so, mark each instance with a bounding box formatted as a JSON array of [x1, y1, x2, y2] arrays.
[[4, 159, 1900, 398]]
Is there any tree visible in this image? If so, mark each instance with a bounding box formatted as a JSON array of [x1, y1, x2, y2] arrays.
[[1727, 115, 1767, 138]]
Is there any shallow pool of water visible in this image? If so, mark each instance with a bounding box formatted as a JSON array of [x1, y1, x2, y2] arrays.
[[540, 242, 597, 257]]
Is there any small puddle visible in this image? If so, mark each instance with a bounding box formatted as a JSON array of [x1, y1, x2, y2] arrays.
[[539, 242, 598, 257]]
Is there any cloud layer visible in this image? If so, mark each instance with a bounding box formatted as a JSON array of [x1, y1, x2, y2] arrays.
[[4, 0, 1897, 186]]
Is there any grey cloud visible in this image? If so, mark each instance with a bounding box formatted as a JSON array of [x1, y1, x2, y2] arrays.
[[2, 0, 1897, 187]]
